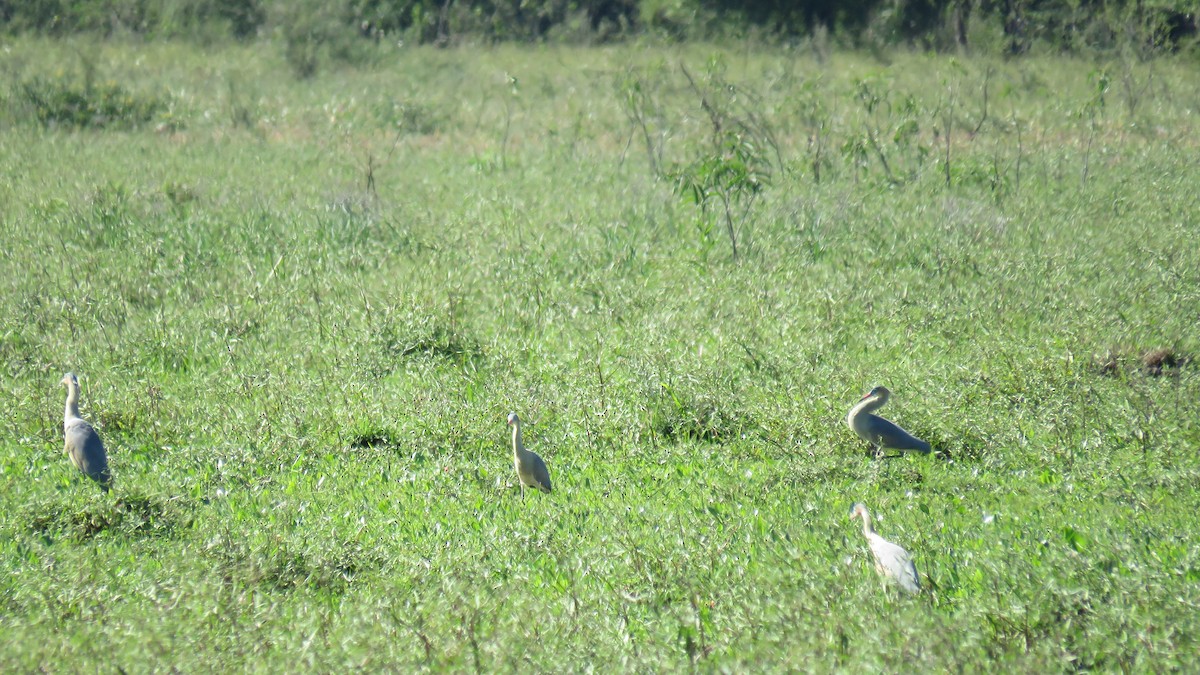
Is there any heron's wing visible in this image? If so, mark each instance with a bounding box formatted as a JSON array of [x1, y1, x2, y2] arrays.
[[65, 418, 110, 484], [869, 536, 920, 592], [65, 418, 100, 454], [900, 559, 921, 593], [527, 451, 552, 492], [867, 415, 930, 453]]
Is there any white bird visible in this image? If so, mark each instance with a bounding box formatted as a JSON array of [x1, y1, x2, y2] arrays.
[[846, 386, 931, 458], [61, 373, 112, 492], [507, 412, 552, 498], [851, 503, 920, 594]]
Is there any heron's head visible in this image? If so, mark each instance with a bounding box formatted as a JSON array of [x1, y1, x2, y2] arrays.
[[861, 386, 890, 401], [507, 412, 519, 427], [61, 373, 79, 389], [850, 503, 869, 521]]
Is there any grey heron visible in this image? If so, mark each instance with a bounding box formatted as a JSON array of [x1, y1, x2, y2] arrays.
[[61, 373, 112, 492], [507, 412, 552, 498], [851, 503, 920, 594], [846, 386, 931, 458]]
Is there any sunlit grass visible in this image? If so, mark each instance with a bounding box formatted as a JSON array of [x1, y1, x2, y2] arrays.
[[0, 36, 1198, 670]]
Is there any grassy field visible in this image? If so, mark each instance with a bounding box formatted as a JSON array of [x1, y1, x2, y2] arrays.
[[1, 36, 1199, 670]]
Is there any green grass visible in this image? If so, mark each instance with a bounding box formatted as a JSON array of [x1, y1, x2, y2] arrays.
[[1, 36, 1199, 670]]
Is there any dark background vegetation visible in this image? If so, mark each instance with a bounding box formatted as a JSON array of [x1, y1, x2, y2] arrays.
[[1, 0, 1196, 55]]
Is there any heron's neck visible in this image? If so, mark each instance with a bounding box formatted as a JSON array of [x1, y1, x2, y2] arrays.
[[860, 513, 876, 538], [64, 386, 81, 421], [849, 394, 886, 420], [512, 424, 523, 456]]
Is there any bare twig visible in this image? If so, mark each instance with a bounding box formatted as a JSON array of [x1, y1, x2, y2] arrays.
[[971, 65, 993, 136]]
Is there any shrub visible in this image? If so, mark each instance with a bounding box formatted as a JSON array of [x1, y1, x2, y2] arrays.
[[15, 73, 167, 129]]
